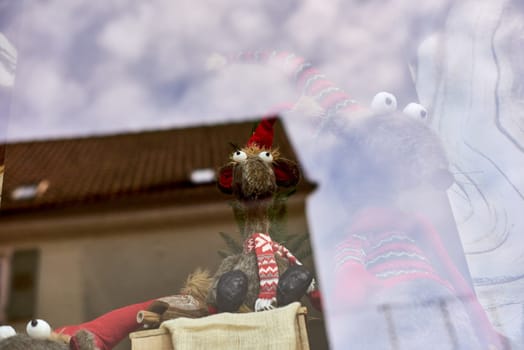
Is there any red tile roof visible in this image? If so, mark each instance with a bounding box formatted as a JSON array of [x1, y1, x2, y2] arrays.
[[1, 118, 313, 213]]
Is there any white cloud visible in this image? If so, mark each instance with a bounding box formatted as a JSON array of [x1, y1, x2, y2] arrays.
[[14, 62, 87, 123], [97, 4, 154, 61], [88, 78, 150, 122]]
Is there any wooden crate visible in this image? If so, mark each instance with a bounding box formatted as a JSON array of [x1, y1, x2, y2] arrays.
[[129, 307, 310, 350], [130, 328, 173, 350]]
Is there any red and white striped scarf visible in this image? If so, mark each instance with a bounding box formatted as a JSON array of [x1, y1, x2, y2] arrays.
[[243, 233, 300, 309]]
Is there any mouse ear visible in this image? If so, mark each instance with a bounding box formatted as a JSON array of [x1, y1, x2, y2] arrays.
[[217, 165, 234, 194], [274, 159, 300, 187]]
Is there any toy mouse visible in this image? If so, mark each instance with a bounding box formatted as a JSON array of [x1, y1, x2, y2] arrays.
[[0, 270, 211, 350], [328, 103, 508, 350], [207, 117, 320, 313], [0, 319, 94, 350]]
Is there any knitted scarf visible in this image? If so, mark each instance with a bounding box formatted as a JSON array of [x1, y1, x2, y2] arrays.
[[218, 50, 362, 117], [244, 233, 299, 310], [210, 50, 366, 137], [334, 206, 507, 349]]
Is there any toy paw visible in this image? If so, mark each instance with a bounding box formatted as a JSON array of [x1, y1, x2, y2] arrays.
[[277, 265, 313, 306], [216, 270, 248, 312]]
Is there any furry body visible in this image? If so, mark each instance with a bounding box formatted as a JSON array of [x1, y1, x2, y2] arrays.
[[335, 111, 452, 214]]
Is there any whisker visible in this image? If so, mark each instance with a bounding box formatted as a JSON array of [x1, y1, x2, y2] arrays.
[[454, 180, 480, 187], [450, 170, 484, 175], [453, 175, 483, 186]]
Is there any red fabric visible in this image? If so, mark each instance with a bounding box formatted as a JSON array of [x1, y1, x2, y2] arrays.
[[244, 233, 299, 301], [217, 165, 233, 193], [334, 256, 382, 306], [244, 233, 281, 300], [207, 305, 218, 315], [246, 117, 277, 149], [273, 160, 299, 187], [55, 300, 153, 350], [307, 290, 323, 312]]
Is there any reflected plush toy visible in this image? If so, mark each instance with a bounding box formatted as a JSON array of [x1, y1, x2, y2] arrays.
[[0, 319, 96, 350], [330, 106, 508, 350], [0, 271, 211, 350], [207, 117, 320, 313]]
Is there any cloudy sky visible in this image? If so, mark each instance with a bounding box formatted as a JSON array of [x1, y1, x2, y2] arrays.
[[2, 0, 452, 141]]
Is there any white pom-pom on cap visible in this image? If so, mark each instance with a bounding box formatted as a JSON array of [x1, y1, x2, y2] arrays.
[[205, 53, 228, 71], [0, 325, 16, 340], [26, 319, 51, 340], [370, 91, 398, 114]]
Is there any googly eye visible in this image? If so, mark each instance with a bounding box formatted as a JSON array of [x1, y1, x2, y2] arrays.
[[403, 103, 428, 121], [232, 150, 247, 162], [258, 151, 273, 163], [370, 91, 398, 114], [0, 325, 16, 340], [26, 319, 51, 340]]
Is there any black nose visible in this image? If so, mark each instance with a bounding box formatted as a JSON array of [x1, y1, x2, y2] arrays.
[[31, 319, 38, 327]]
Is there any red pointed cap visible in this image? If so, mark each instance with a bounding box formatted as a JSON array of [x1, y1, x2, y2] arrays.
[[246, 117, 277, 149]]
